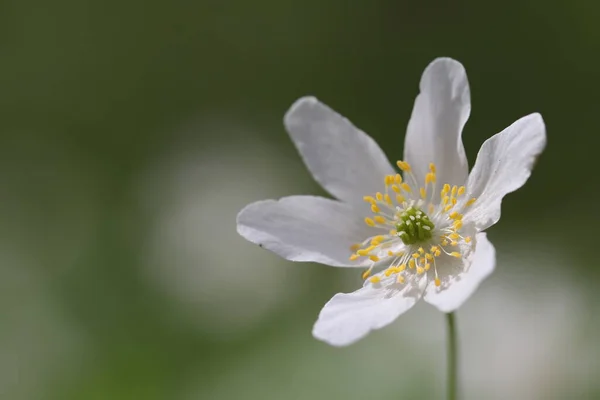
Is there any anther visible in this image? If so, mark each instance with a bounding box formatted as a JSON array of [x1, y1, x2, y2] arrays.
[[369, 276, 381, 284], [365, 217, 375, 227], [450, 252, 461, 258], [429, 163, 436, 173], [374, 216, 386, 224], [396, 160, 411, 172], [349, 254, 359, 261], [401, 183, 412, 192], [458, 186, 466, 196], [371, 204, 380, 213], [395, 174, 402, 184], [376, 192, 383, 201], [435, 278, 441, 287], [466, 198, 476, 206]]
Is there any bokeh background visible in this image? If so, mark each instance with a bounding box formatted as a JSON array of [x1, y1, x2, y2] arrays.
[[1, 0, 599, 399]]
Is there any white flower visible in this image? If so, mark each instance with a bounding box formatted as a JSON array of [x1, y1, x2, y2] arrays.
[[236, 58, 546, 346]]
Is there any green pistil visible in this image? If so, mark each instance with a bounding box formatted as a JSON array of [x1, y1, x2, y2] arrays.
[[395, 206, 435, 245]]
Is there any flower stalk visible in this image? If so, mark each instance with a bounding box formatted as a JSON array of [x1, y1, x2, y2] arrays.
[[446, 312, 458, 400]]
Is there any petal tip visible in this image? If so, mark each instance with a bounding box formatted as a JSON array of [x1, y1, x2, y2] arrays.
[[284, 96, 320, 123]]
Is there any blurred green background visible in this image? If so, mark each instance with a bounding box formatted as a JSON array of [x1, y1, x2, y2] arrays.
[[1, 0, 599, 399]]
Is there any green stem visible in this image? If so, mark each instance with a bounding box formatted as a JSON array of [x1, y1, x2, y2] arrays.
[[446, 312, 458, 400]]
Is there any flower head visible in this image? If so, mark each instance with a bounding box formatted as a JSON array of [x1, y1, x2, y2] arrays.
[[236, 58, 546, 346]]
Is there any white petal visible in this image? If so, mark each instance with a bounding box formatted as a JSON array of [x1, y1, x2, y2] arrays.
[[463, 113, 546, 230], [284, 97, 395, 211], [312, 275, 427, 346], [237, 195, 373, 267], [423, 233, 495, 313], [404, 58, 471, 190]]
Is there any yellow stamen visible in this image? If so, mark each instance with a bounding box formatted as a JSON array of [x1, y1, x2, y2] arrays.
[[371, 235, 385, 244], [429, 163, 436, 173], [397, 275, 405, 284], [363, 196, 376, 204], [435, 278, 441, 287], [395, 174, 402, 184], [376, 192, 383, 201], [369, 255, 380, 262], [466, 197, 476, 206], [396, 160, 411, 172], [384, 194, 392, 205], [369, 276, 381, 284], [442, 184, 451, 195], [465, 236, 472, 243], [365, 217, 375, 227], [451, 185, 458, 197], [401, 183, 412, 192], [374, 216, 386, 224], [449, 211, 461, 220], [442, 196, 450, 205], [458, 186, 466, 196], [371, 204, 380, 213], [409, 259, 416, 269], [349, 254, 359, 261], [424, 263, 431, 271], [387, 250, 394, 256], [450, 252, 461, 258], [396, 194, 405, 203], [398, 264, 406, 271], [454, 220, 463, 230], [416, 266, 425, 274], [420, 187, 427, 199], [391, 185, 401, 193], [362, 268, 373, 280], [412, 253, 420, 258]]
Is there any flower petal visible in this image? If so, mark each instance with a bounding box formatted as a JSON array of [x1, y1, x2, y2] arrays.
[[237, 195, 373, 267], [463, 113, 546, 230], [312, 274, 427, 346], [423, 232, 495, 313], [284, 97, 396, 211], [404, 58, 471, 190]]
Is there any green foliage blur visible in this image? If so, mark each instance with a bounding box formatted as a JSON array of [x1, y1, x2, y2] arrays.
[[1, 0, 599, 399]]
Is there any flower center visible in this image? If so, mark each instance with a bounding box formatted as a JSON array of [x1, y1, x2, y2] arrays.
[[349, 160, 477, 287], [395, 206, 435, 245]]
